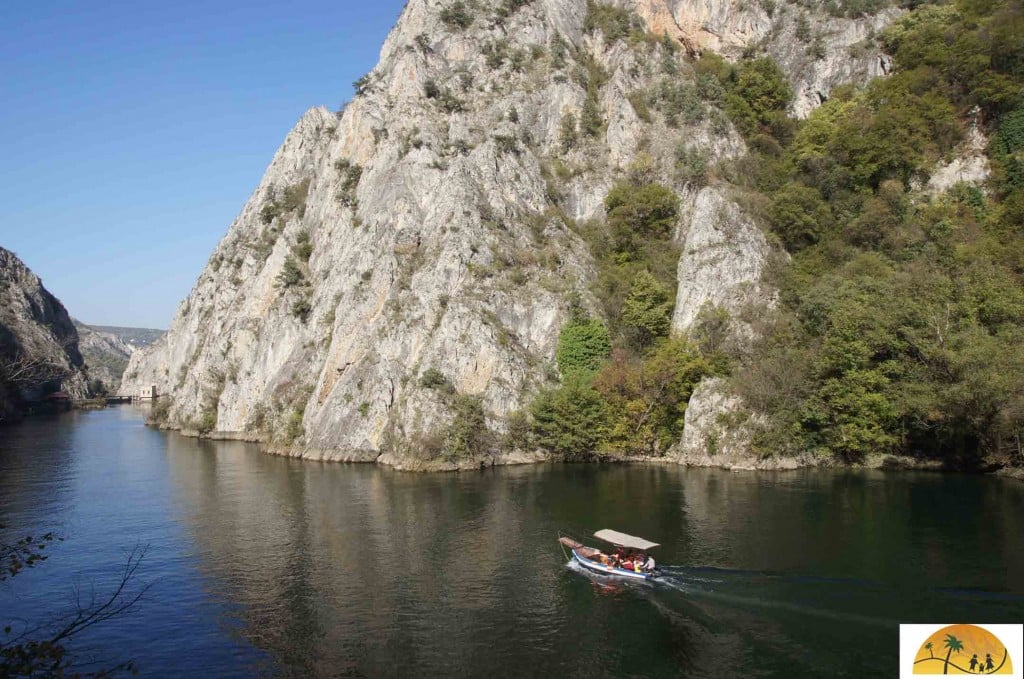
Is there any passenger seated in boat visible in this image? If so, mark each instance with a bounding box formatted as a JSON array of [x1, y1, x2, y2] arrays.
[[643, 555, 656, 572]]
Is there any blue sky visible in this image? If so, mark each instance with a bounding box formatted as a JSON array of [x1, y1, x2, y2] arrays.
[[0, 0, 407, 329]]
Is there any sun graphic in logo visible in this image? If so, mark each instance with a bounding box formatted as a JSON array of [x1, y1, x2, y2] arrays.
[[914, 625, 1013, 675]]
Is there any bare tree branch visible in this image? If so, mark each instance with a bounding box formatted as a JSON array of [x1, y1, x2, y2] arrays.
[[1, 541, 150, 678], [0, 353, 69, 388]]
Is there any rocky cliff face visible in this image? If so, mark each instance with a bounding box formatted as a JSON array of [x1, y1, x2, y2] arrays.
[[123, 0, 900, 467], [75, 322, 135, 393], [631, 0, 898, 117], [671, 186, 779, 336], [0, 247, 88, 420]]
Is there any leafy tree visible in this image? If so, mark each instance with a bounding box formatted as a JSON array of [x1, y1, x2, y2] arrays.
[[620, 271, 673, 350], [530, 373, 609, 460], [801, 369, 898, 462], [494, 0, 535, 21], [293, 230, 313, 262], [556, 313, 612, 375], [559, 112, 579, 152], [594, 339, 710, 455], [768, 182, 833, 251], [581, 95, 603, 137], [724, 57, 793, 137], [995, 104, 1024, 190], [419, 367, 455, 393], [291, 297, 312, 323], [353, 73, 372, 96], [445, 395, 489, 459], [604, 182, 679, 253], [277, 256, 305, 288], [335, 159, 363, 208]]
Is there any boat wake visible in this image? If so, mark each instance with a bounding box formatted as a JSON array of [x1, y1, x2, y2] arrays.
[[568, 559, 1022, 633], [639, 564, 898, 628]]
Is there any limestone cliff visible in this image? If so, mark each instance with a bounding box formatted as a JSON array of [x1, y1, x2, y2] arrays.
[[75, 322, 136, 394], [0, 247, 88, 420], [630, 0, 898, 117], [123, 0, 901, 468]]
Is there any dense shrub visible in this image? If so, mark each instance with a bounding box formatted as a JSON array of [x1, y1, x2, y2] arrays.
[[995, 105, 1024, 190], [261, 179, 310, 225], [559, 112, 579, 151], [723, 58, 793, 138], [530, 373, 609, 460], [605, 182, 679, 253], [444, 395, 489, 459], [768, 182, 834, 251], [620, 271, 673, 351], [675, 144, 708, 186], [293, 230, 313, 262], [440, 2, 473, 29], [583, 1, 643, 42], [594, 339, 710, 455], [532, 337, 710, 458], [720, 0, 1024, 464], [494, 0, 534, 21], [419, 367, 455, 393], [335, 159, 362, 208], [277, 256, 304, 288], [291, 296, 312, 323], [581, 95, 603, 137], [556, 313, 612, 374]]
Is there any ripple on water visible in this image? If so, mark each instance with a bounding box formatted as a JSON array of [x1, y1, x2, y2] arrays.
[[1, 408, 1023, 678]]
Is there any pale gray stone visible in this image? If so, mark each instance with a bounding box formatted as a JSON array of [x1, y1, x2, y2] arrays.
[[122, 0, 903, 468]]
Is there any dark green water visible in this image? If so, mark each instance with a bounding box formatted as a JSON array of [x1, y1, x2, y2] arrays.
[[1, 407, 1022, 677]]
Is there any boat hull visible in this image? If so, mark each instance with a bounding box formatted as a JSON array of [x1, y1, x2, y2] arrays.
[[571, 549, 654, 581]]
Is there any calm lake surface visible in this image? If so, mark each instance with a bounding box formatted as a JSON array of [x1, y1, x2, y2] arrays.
[[1, 407, 1022, 677]]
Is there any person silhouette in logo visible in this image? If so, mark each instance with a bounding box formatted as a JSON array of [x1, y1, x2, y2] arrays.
[[986, 653, 995, 672], [969, 654, 979, 672]]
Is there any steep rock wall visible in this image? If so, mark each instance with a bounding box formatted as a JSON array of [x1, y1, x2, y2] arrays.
[[632, 0, 899, 117], [124, 0, 903, 467], [671, 186, 778, 336], [0, 247, 88, 419]]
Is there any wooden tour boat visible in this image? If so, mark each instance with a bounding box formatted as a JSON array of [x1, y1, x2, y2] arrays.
[[559, 529, 660, 581]]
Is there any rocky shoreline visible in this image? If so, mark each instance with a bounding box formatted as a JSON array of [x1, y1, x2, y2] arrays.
[[997, 467, 1024, 482], [154, 417, 1022, 477]]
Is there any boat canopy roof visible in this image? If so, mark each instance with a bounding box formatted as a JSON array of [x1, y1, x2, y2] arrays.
[[594, 529, 659, 551]]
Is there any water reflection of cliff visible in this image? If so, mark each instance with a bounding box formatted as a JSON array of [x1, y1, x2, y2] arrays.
[[163, 441, 702, 676], [161, 439, 1024, 677]]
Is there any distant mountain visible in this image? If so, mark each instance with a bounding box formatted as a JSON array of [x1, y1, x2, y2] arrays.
[[73, 323, 143, 394], [74, 324, 165, 393], [87, 326, 165, 350]]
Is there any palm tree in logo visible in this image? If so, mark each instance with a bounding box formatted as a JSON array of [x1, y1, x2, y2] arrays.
[[925, 642, 934, 659], [942, 634, 964, 675]]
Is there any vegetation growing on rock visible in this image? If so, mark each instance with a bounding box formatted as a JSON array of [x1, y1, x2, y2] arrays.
[[714, 0, 1024, 466]]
